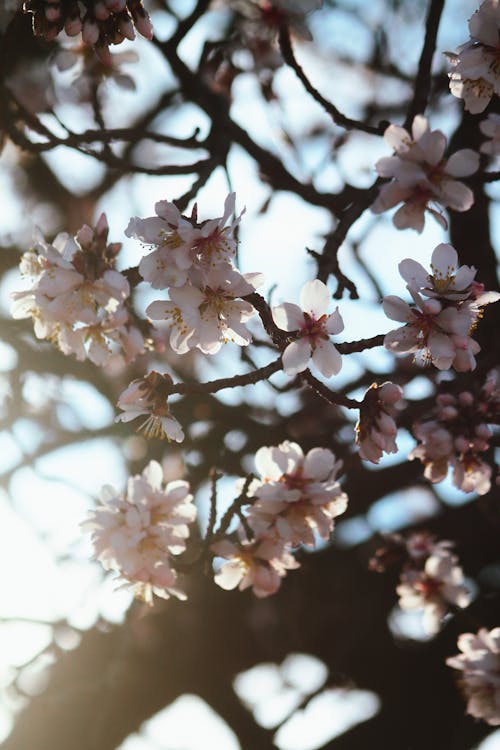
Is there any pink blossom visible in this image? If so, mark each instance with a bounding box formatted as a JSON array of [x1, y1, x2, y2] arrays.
[[116, 371, 184, 442], [272, 279, 344, 377], [397, 548, 471, 634], [355, 381, 403, 464], [146, 264, 263, 355], [247, 440, 348, 547], [83, 460, 196, 604], [445, 1, 500, 113], [447, 627, 500, 725], [212, 536, 300, 597], [372, 116, 479, 231], [399, 243, 477, 302]]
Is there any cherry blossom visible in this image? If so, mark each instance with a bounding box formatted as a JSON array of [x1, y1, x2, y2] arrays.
[[372, 116, 479, 231], [83, 460, 196, 604], [445, 0, 500, 114], [10, 216, 143, 365], [355, 382, 403, 464], [212, 535, 300, 597], [126, 194, 242, 289], [224, 0, 323, 42], [272, 279, 344, 377], [146, 264, 263, 355], [399, 243, 477, 302], [397, 547, 471, 635], [410, 375, 499, 495], [246, 441, 348, 547], [480, 113, 500, 156], [383, 290, 476, 370], [116, 371, 184, 442], [447, 628, 500, 725]]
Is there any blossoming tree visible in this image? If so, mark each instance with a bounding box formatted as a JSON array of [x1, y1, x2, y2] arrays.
[[0, 1, 499, 749]]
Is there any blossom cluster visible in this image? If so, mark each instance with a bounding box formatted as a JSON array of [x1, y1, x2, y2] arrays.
[[127, 194, 264, 356], [213, 441, 348, 597], [370, 532, 470, 635], [11, 214, 147, 367], [447, 628, 500, 725], [115, 371, 184, 442], [23, 0, 153, 64], [383, 243, 499, 371], [84, 460, 196, 604], [372, 116, 479, 232], [410, 371, 499, 496], [355, 381, 403, 464], [446, 0, 500, 114]]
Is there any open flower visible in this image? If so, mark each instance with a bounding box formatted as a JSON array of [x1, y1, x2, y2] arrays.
[[383, 290, 474, 370], [399, 243, 477, 301], [272, 279, 344, 377], [247, 441, 348, 547], [83, 460, 196, 604], [445, 0, 500, 113], [397, 548, 471, 634], [212, 535, 300, 597], [447, 628, 500, 725], [372, 116, 479, 231], [116, 371, 184, 442], [147, 264, 263, 355]]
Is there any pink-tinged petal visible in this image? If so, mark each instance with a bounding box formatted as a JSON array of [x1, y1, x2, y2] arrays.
[[255, 445, 287, 480], [214, 560, 244, 591], [469, 5, 499, 47], [428, 330, 455, 359], [393, 201, 426, 233], [272, 302, 304, 332], [371, 183, 411, 213], [453, 265, 477, 289], [384, 124, 412, 152], [427, 207, 448, 230], [303, 447, 335, 480], [431, 243, 458, 275], [438, 308, 471, 336], [445, 149, 480, 177], [311, 340, 342, 378], [411, 115, 429, 141], [146, 300, 172, 320], [375, 155, 403, 178], [384, 327, 419, 353], [436, 180, 474, 212], [418, 130, 447, 166], [398, 258, 428, 289], [389, 160, 427, 187], [325, 307, 344, 335], [282, 338, 312, 376], [383, 295, 413, 322], [299, 279, 330, 317]]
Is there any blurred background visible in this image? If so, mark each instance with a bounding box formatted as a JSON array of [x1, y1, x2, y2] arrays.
[[0, 1, 499, 748]]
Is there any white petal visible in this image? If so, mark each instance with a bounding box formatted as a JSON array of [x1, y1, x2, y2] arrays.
[[272, 302, 304, 332], [383, 296, 413, 322], [299, 279, 330, 317], [303, 448, 335, 479], [384, 124, 412, 152], [393, 201, 426, 233], [436, 180, 474, 212], [325, 308, 344, 335], [214, 561, 243, 591], [311, 340, 342, 377], [398, 259, 428, 289], [431, 243, 458, 275], [282, 338, 311, 376], [445, 149, 479, 177]]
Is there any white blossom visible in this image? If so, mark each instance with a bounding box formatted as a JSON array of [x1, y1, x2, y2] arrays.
[[445, 0, 500, 113], [83, 460, 196, 604], [397, 548, 471, 634], [447, 628, 500, 725], [116, 371, 184, 442], [212, 535, 300, 597], [147, 264, 263, 355], [399, 243, 477, 302], [372, 116, 479, 231], [247, 441, 348, 547], [127, 193, 242, 289], [272, 279, 344, 377]]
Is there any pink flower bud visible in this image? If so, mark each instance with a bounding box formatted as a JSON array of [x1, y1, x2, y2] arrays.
[[82, 19, 100, 45], [94, 2, 109, 20], [437, 393, 456, 407], [379, 382, 403, 405], [458, 391, 474, 407], [472, 438, 489, 452], [440, 406, 458, 421], [76, 225, 94, 248], [118, 16, 135, 40], [134, 10, 154, 39], [475, 424, 492, 439], [95, 213, 109, 237], [65, 16, 83, 35], [45, 5, 60, 21], [376, 412, 397, 437], [105, 0, 127, 10]]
